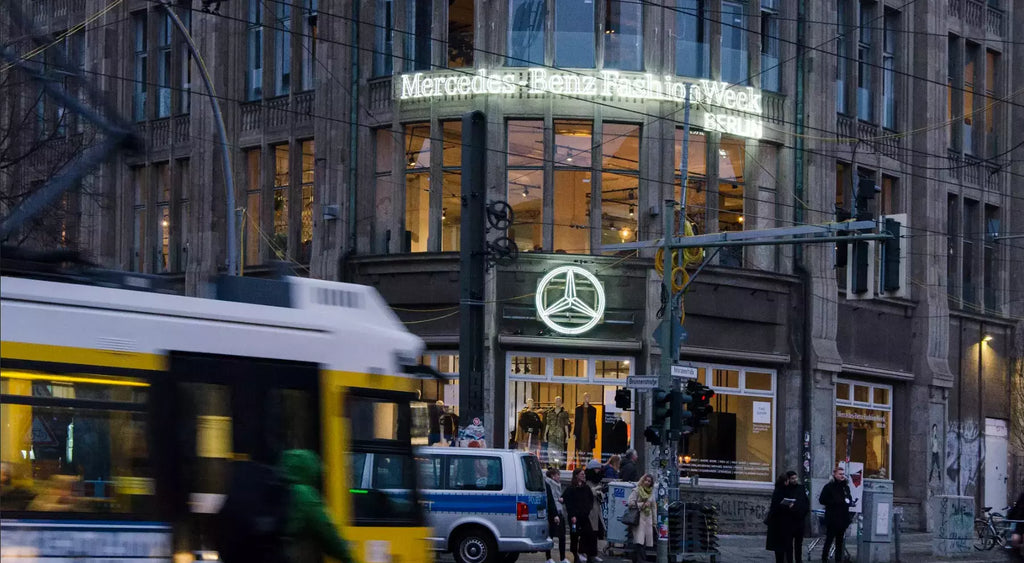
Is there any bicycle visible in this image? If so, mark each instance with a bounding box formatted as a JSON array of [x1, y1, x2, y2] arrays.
[[806, 509, 855, 563], [973, 505, 1012, 551]]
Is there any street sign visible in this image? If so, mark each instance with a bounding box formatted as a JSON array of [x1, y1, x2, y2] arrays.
[[626, 376, 659, 389], [671, 365, 698, 379]]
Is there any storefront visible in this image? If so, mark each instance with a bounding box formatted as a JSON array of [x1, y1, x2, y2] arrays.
[[834, 379, 893, 481]]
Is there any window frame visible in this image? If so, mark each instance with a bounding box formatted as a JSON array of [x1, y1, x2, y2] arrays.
[[833, 378, 893, 480], [679, 361, 777, 488]]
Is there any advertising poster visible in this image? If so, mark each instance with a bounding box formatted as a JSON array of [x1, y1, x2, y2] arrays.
[[845, 461, 864, 514]]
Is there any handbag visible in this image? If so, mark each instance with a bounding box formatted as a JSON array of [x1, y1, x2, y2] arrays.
[[621, 506, 640, 526]]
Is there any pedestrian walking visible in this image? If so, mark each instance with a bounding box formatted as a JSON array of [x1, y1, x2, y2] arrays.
[[626, 474, 656, 563], [817, 466, 854, 563], [563, 467, 598, 563], [279, 450, 355, 563], [619, 450, 640, 482], [766, 471, 809, 563], [545, 467, 569, 563]]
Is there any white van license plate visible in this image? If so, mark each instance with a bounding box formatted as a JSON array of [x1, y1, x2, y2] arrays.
[[538, 508, 546, 519]]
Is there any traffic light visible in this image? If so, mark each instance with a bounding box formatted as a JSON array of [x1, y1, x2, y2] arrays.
[[614, 388, 632, 410], [652, 389, 670, 426], [835, 205, 851, 268], [685, 380, 715, 427], [669, 389, 693, 441], [855, 177, 878, 221], [850, 240, 870, 294], [880, 218, 901, 292]]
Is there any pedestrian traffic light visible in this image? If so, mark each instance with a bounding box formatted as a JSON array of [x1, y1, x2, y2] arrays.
[[643, 425, 662, 445], [614, 388, 632, 410], [685, 380, 715, 427], [652, 388, 670, 426], [880, 218, 901, 292]]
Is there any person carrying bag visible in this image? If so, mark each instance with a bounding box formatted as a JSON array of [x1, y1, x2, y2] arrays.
[[626, 474, 656, 563]]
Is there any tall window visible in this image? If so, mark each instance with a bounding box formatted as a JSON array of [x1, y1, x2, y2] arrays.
[[947, 195, 959, 300], [300, 140, 315, 262], [983, 205, 999, 312], [178, 9, 192, 114], [603, 0, 642, 71], [507, 121, 545, 252], [373, 0, 393, 76], [856, 1, 872, 121], [244, 148, 262, 265], [375, 129, 393, 254], [301, 0, 317, 91], [275, 1, 292, 96], [132, 167, 147, 271], [552, 121, 593, 253], [836, 0, 848, 113], [157, 13, 172, 118], [177, 159, 190, 270], [962, 199, 978, 305], [760, 0, 780, 92], [601, 124, 640, 253], [404, 123, 431, 252], [964, 44, 978, 155], [155, 163, 171, 273], [273, 144, 290, 259], [554, 0, 595, 68], [676, 0, 709, 77], [133, 12, 148, 122], [985, 50, 998, 157], [835, 380, 892, 479], [947, 35, 958, 149], [718, 137, 746, 266], [448, 0, 474, 67], [881, 10, 896, 129], [441, 122, 462, 251], [406, 0, 432, 71], [675, 129, 708, 235], [247, 0, 264, 100], [508, 0, 545, 66], [721, 1, 748, 85], [880, 175, 898, 216]]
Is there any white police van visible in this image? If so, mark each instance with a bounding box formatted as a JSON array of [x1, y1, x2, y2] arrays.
[[415, 447, 551, 563]]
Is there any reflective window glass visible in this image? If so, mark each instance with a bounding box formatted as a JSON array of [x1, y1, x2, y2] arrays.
[[554, 0, 595, 68]]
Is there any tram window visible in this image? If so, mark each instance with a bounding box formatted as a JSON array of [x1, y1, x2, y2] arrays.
[[0, 370, 154, 515], [348, 398, 405, 441]]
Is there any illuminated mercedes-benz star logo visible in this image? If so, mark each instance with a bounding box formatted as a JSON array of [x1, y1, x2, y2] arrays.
[[535, 266, 606, 335]]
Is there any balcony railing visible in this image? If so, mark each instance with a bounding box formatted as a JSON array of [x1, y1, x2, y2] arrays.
[[986, 5, 1005, 37], [964, 0, 984, 28], [369, 77, 393, 113], [173, 115, 190, 144], [948, 0, 962, 19]]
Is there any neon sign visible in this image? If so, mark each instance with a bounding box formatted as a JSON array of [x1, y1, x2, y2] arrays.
[[535, 266, 606, 336], [396, 68, 766, 139]]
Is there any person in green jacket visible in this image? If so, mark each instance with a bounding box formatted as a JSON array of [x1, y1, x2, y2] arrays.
[[279, 450, 355, 563]]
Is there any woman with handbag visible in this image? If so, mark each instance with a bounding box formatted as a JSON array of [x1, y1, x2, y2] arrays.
[[626, 474, 656, 563]]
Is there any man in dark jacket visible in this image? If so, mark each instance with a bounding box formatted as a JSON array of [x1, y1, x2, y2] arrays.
[[619, 449, 640, 482], [817, 466, 853, 563], [280, 450, 354, 563], [1008, 491, 1024, 561]]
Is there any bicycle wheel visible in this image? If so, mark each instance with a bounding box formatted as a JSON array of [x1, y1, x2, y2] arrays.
[[973, 519, 996, 550]]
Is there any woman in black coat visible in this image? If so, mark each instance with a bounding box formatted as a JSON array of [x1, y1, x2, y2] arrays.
[[562, 467, 597, 563], [765, 471, 810, 563]]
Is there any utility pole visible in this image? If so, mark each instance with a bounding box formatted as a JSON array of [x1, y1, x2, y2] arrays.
[[656, 199, 678, 563], [458, 111, 487, 440]]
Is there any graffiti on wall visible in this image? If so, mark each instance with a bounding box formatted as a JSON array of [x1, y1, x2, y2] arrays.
[[944, 420, 986, 497]]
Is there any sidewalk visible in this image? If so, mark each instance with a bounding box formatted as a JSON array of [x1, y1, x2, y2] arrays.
[[510, 532, 1012, 563]]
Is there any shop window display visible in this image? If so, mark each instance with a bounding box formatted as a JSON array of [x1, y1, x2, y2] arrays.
[[834, 379, 891, 480], [680, 365, 776, 483], [507, 353, 635, 469], [412, 353, 459, 446]]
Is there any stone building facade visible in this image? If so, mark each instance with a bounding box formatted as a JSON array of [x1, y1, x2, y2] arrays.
[[3, 0, 1023, 533]]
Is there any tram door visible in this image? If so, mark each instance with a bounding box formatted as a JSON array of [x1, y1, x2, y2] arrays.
[[152, 352, 319, 554]]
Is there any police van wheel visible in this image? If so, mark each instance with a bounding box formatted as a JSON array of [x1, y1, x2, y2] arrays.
[[453, 529, 495, 563]]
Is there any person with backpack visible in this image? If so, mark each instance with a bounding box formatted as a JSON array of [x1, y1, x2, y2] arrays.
[[279, 449, 355, 563]]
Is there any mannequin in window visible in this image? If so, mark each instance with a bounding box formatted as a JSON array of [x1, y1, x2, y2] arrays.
[[516, 398, 544, 454], [574, 393, 597, 465], [544, 396, 572, 469], [439, 404, 459, 447]]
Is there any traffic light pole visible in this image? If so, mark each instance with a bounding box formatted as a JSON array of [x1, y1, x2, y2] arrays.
[[656, 200, 677, 563]]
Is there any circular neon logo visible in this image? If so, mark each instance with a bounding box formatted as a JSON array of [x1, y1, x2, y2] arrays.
[[535, 266, 606, 335]]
